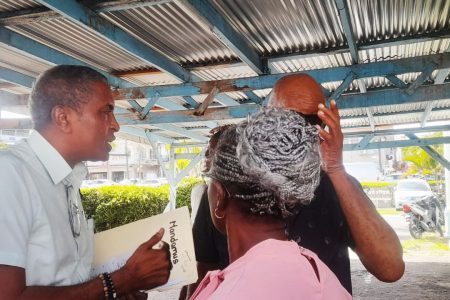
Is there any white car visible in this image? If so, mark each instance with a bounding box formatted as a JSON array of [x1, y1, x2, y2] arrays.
[[394, 179, 433, 210], [81, 179, 117, 188], [137, 178, 162, 187]]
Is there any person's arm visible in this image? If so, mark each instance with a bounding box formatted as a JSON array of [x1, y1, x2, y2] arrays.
[[316, 100, 405, 282], [0, 229, 171, 300]]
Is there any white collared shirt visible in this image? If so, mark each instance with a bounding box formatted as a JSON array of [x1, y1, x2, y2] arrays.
[[0, 130, 94, 286]]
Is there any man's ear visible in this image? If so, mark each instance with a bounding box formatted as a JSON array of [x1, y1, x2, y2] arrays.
[[51, 105, 71, 133]]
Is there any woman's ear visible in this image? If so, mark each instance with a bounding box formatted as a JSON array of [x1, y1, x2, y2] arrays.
[[213, 181, 229, 213], [51, 105, 71, 133]]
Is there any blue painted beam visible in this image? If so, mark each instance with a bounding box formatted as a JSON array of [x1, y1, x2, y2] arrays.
[[182, 96, 199, 108], [152, 123, 209, 142], [175, 148, 206, 183], [405, 62, 437, 94], [365, 108, 375, 132], [344, 125, 450, 138], [244, 91, 262, 104], [185, 0, 264, 74], [114, 52, 450, 100], [405, 133, 450, 171], [93, 0, 173, 12], [36, 0, 191, 82], [114, 83, 450, 125], [215, 93, 240, 106], [351, 133, 374, 150], [435, 45, 450, 84], [0, 67, 34, 88], [420, 101, 437, 127], [343, 137, 450, 151], [385, 75, 407, 89], [330, 71, 355, 99], [335, 0, 358, 64], [155, 99, 187, 111], [334, 82, 450, 110], [120, 126, 175, 144], [0, 27, 133, 89]]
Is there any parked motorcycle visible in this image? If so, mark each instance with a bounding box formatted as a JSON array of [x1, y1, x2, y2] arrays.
[[402, 195, 445, 239]]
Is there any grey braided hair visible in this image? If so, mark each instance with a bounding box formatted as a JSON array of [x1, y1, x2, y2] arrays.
[[206, 107, 321, 219]]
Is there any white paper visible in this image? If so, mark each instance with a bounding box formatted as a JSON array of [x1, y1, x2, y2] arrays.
[[91, 206, 198, 291]]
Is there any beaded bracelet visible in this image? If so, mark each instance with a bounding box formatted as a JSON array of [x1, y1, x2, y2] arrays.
[[99, 272, 117, 299]]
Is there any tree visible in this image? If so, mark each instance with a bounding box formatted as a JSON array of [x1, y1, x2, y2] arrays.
[[401, 132, 443, 178], [166, 143, 203, 173]]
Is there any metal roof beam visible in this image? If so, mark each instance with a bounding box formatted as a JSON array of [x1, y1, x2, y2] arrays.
[[114, 52, 450, 100], [0, 67, 35, 88], [268, 29, 450, 63], [420, 101, 437, 128], [114, 83, 450, 125], [0, 6, 60, 26], [365, 108, 375, 132], [335, 0, 358, 64], [36, 0, 192, 82], [152, 124, 209, 142], [120, 126, 175, 144], [87, 0, 173, 12], [385, 75, 407, 89], [405, 62, 438, 94], [174, 149, 206, 183], [344, 125, 450, 138], [343, 136, 450, 151], [330, 71, 355, 99], [434, 45, 450, 84], [405, 133, 450, 171], [351, 133, 375, 150], [0, 28, 133, 89], [183, 0, 265, 75]]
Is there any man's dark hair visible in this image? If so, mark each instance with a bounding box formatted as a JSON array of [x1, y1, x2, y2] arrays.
[[30, 65, 108, 130]]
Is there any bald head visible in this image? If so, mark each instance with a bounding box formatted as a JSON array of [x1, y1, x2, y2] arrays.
[[268, 74, 325, 115]]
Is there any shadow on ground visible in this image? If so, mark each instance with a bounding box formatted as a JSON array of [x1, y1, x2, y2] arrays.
[[352, 259, 450, 300]]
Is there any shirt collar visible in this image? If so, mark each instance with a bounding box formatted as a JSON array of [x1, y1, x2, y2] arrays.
[[27, 130, 87, 186]]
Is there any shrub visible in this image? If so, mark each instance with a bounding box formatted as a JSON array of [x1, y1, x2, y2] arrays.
[[176, 177, 204, 210], [360, 181, 396, 188], [81, 185, 168, 232], [80, 177, 204, 232]]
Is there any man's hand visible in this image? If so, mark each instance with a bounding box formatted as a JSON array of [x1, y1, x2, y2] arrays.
[[316, 99, 345, 175], [117, 228, 172, 293]]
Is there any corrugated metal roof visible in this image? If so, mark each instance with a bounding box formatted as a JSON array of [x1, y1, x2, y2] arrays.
[[192, 64, 257, 81], [349, 0, 450, 43], [212, 0, 344, 55], [0, 0, 40, 12], [0, 42, 51, 77], [9, 18, 152, 72], [101, 1, 238, 65]]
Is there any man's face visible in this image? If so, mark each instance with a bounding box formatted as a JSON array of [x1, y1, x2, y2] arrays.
[[71, 81, 119, 162]]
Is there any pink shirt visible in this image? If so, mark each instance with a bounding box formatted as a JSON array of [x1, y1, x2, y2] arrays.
[[190, 239, 351, 300]]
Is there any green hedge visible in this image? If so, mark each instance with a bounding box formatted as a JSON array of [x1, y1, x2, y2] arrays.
[[360, 180, 445, 188], [360, 181, 396, 188], [81, 177, 204, 232]]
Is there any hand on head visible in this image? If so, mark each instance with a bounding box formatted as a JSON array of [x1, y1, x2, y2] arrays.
[[316, 99, 345, 175]]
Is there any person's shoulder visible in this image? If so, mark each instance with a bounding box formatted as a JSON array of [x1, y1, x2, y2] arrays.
[[0, 142, 36, 177], [0, 144, 27, 169]]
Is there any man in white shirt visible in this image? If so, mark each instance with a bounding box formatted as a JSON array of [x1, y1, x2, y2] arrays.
[[0, 65, 171, 299]]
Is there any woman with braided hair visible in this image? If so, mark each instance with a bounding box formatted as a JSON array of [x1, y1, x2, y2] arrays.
[[189, 108, 351, 300]]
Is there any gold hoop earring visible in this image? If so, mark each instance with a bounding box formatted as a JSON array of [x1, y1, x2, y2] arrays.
[[214, 207, 225, 219]]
